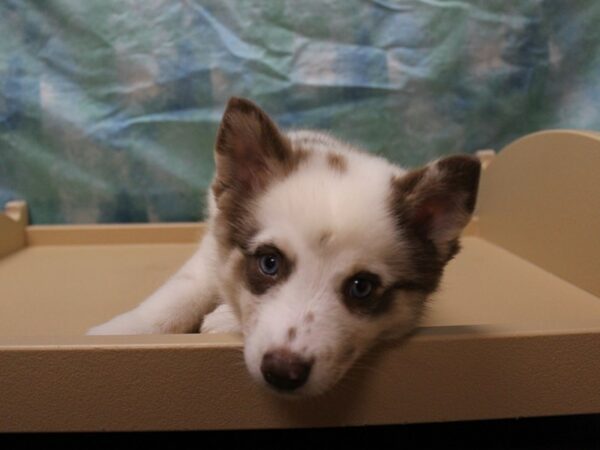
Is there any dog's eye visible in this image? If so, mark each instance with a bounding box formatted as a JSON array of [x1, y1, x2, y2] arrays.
[[348, 277, 373, 299], [259, 253, 280, 276], [341, 272, 383, 314]]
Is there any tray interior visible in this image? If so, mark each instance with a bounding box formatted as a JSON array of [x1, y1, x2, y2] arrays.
[[1, 234, 598, 339]]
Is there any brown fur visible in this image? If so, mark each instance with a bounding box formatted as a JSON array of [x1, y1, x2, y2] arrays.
[[326, 152, 348, 173], [318, 230, 333, 246], [287, 327, 297, 341], [391, 156, 480, 245]]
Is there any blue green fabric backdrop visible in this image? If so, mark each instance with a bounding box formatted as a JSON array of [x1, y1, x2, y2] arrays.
[[1, 0, 600, 224]]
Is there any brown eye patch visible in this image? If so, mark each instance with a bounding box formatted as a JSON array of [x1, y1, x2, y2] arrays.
[[244, 245, 293, 295], [341, 271, 383, 315], [341, 272, 434, 317]]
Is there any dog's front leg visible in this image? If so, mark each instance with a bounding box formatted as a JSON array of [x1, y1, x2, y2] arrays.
[[200, 303, 241, 334], [87, 232, 220, 335]]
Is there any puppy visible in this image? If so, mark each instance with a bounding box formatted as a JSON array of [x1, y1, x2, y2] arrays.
[[89, 97, 481, 397]]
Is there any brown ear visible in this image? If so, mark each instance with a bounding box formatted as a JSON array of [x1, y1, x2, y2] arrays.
[[392, 155, 481, 256], [213, 97, 292, 198]]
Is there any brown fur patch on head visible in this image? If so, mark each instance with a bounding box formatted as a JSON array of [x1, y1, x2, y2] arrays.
[[326, 152, 347, 173], [212, 98, 309, 250], [213, 189, 258, 253]]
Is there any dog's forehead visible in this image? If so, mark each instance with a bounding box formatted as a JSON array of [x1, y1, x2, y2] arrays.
[[254, 152, 403, 256]]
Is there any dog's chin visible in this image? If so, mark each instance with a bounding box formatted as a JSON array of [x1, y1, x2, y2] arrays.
[[262, 385, 312, 399], [258, 380, 337, 399]]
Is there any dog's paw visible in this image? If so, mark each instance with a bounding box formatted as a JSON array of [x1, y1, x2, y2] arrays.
[[200, 303, 241, 334]]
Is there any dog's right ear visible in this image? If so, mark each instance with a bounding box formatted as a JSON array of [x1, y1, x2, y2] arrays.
[[213, 97, 292, 198]]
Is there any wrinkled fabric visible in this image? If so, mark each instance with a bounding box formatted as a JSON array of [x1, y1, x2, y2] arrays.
[[1, 0, 599, 224]]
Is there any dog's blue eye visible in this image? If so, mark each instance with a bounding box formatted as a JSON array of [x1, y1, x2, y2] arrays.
[[259, 254, 280, 276], [349, 277, 373, 299]]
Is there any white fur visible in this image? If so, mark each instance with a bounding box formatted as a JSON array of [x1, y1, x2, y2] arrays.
[[200, 303, 241, 334]]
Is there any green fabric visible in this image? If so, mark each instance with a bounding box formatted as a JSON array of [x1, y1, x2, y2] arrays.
[[1, 1, 600, 223]]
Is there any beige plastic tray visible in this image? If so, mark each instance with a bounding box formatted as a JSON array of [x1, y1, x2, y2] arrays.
[[1, 130, 599, 432]]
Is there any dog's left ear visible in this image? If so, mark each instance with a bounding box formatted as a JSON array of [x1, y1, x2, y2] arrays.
[[392, 155, 481, 257]]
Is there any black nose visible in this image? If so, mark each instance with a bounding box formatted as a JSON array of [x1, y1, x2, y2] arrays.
[[261, 350, 312, 391]]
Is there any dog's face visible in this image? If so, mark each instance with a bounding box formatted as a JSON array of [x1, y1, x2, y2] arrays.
[[211, 98, 480, 396]]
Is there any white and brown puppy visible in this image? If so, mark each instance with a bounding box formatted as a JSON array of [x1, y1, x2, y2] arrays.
[[89, 97, 481, 396]]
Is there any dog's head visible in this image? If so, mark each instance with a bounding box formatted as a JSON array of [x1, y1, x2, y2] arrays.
[[211, 98, 480, 396]]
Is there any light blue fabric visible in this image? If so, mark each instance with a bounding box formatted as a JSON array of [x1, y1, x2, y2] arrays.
[[1, 0, 599, 223]]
